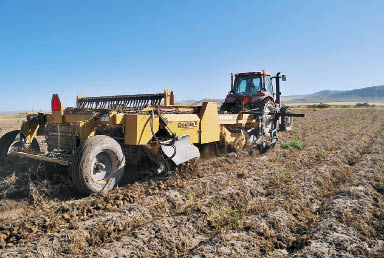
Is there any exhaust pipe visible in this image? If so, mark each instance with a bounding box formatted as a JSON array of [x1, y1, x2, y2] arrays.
[[275, 72, 281, 108], [230, 73, 233, 91]]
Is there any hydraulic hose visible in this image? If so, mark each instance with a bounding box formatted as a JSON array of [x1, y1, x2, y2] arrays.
[[150, 109, 177, 160]]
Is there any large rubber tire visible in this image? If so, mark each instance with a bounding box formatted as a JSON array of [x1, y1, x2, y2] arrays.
[[0, 130, 40, 166], [255, 99, 275, 135], [219, 103, 230, 113], [70, 135, 125, 195], [280, 106, 293, 131], [220, 102, 241, 114]]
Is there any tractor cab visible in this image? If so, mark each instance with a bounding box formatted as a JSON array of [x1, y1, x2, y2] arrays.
[[221, 71, 275, 113], [232, 72, 273, 96]]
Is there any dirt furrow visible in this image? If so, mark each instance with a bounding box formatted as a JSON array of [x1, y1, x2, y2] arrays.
[[0, 109, 383, 257]]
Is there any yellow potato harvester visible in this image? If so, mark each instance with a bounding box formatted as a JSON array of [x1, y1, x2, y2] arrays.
[[0, 73, 303, 195]]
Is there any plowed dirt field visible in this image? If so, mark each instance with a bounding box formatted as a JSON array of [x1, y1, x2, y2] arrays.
[[0, 108, 383, 257]]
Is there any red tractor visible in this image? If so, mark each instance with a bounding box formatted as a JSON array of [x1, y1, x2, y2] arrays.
[[220, 71, 293, 131]]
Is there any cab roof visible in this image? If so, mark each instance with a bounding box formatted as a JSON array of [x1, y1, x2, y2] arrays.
[[235, 71, 271, 76]]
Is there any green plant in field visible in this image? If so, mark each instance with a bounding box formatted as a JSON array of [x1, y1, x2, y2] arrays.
[[205, 201, 242, 229], [355, 102, 372, 108], [209, 200, 220, 209], [307, 103, 330, 109], [281, 140, 302, 149], [226, 208, 241, 228], [293, 130, 300, 134], [186, 193, 195, 202], [290, 141, 302, 149], [361, 137, 368, 143], [377, 181, 384, 193], [279, 173, 290, 183], [320, 151, 327, 158], [178, 192, 205, 215]]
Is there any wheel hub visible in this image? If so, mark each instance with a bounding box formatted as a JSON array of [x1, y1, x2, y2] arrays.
[[95, 162, 106, 171], [263, 103, 275, 134], [92, 152, 112, 181]]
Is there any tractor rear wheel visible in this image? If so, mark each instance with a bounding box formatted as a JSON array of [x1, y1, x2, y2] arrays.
[[280, 106, 293, 131], [70, 135, 125, 195], [255, 99, 276, 135], [0, 130, 40, 166]]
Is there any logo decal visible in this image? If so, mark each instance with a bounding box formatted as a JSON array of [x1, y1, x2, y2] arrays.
[[178, 121, 197, 128]]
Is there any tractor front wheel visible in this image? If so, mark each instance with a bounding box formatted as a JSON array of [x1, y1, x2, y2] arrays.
[[70, 135, 125, 195]]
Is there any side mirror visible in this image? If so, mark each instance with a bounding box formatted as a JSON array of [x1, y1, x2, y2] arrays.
[[282, 75, 286, 81]]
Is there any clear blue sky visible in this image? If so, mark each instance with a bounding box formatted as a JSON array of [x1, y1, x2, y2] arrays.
[[1, 0, 383, 112]]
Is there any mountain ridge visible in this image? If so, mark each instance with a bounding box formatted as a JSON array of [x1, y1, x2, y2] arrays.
[[283, 85, 384, 103], [176, 85, 384, 105]]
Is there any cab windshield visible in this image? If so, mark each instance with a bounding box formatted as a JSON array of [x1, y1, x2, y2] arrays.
[[233, 75, 262, 96]]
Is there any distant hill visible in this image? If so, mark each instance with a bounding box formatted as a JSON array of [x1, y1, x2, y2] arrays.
[[175, 85, 384, 106], [283, 85, 384, 103]]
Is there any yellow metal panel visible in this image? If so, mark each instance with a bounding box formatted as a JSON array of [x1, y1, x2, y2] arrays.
[[90, 112, 124, 126], [64, 114, 92, 123], [143, 106, 197, 112], [164, 114, 200, 143], [218, 113, 258, 126], [164, 88, 174, 106], [21, 119, 39, 147], [124, 115, 137, 144], [220, 126, 246, 149], [45, 114, 53, 123], [76, 118, 96, 143], [96, 112, 115, 125], [124, 114, 159, 145], [52, 111, 63, 123], [76, 94, 86, 108], [163, 114, 200, 122], [114, 113, 125, 124], [199, 102, 220, 144]]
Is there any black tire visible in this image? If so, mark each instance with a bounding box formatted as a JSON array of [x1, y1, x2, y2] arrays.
[[70, 135, 125, 195], [254, 99, 275, 135], [258, 140, 268, 153], [220, 103, 237, 114], [220, 101, 242, 114], [280, 106, 293, 131], [219, 103, 230, 113], [215, 137, 228, 157], [0, 130, 40, 166]]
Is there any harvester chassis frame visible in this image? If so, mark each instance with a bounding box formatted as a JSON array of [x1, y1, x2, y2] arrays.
[[1, 73, 305, 195]]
